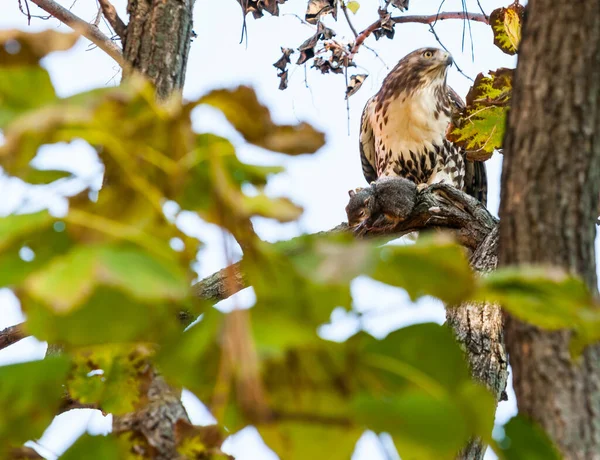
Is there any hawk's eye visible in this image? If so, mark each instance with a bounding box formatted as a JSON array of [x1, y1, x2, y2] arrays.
[[423, 50, 434, 58]]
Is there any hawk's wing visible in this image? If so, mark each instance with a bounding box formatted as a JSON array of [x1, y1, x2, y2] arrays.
[[359, 96, 378, 184], [447, 87, 488, 206]]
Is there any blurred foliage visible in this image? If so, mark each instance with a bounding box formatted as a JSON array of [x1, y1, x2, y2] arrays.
[[0, 357, 70, 455], [496, 415, 561, 460], [0, 25, 592, 460]]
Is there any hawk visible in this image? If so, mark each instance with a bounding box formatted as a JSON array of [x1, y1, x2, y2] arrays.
[[358, 47, 487, 205]]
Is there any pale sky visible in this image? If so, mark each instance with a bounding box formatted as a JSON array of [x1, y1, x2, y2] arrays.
[[0, 0, 519, 458]]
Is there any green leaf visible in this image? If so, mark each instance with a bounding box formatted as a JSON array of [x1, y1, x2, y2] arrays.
[[22, 168, 73, 185], [0, 357, 70, 451], [182, 133, 302, 229], [25, 287, 181, 346], [346, 1, 360, 14], [476, 266, 600, 354], [245, 235, 355, 334], [489, 4, 524, 55], [362, 324, 470, 393], [0, 210, 54, 252], [451, 105, 506, 159], [0, 67, 57, 128], [358, 325, 496, 455], [0, 105, 93, 178], [477, 267, 593, 329], [354, 390, 470, 459], [247, 233, 475, 352], [68, 344, 154, 415], [155, 309, 224, 395], [175, 421, 229, 458], [260, 423, 361, 460], [456, 381, 496, 442], [24, 243, 189, 313], [60, 434, 121, 460], [371, 235, 475, 305], [495, 415, 560, 460], [198, 86, 326, 155], [252, 309, 324, 355], [0, 30, 76, 128], [0, 221, 72, 289], [449, 68, 513, 160]]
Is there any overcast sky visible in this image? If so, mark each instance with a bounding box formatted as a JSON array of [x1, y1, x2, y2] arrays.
[[0, 0, 519, 458]]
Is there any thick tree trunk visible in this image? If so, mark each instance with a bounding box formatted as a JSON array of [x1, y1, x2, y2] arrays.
[[123, 0, 196, 99], [111, 1, 196, 458], [499, 0, 600, 457]]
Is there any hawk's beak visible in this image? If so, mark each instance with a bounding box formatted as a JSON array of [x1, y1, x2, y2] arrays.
[[444, 54, 453, 66]]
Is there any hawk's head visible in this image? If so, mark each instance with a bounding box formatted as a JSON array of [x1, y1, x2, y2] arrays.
[[379, 48, 453, 100]]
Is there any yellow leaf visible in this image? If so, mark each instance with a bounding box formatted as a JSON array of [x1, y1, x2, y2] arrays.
[[346, 1, 360, 14], [0, 29, 79, 65], [198, 86, 326, 155], [489, 4, 524, 55]]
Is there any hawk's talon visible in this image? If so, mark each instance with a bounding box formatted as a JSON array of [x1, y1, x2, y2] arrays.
[[417, 183, 429, 193]]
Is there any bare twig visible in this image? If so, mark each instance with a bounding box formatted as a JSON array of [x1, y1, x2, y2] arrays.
[[475, 0, 489, 20], [340, 1, 359, 38], [97, 0, 127, 41], [351, 11, 489, 57], [27, 0, 124, 66], [18, 0, 52, 22], [363, 44, 389, 70], [0, 323, 27, 351], [20, 0, 31, 25], [92, 6, 102, 26], [428, 25, 473, 81]]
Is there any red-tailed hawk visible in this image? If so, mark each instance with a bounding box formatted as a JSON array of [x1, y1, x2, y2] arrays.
[[359, 47, 487, 204]]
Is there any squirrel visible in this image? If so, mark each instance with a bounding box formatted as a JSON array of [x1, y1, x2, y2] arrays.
[[345, 176, 417, 233]]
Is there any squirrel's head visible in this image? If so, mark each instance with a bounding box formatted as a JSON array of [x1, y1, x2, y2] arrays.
[[346, 188, 375, 230]]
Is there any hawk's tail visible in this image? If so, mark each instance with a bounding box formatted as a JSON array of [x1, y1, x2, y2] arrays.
[[465, 160, 488, 207]]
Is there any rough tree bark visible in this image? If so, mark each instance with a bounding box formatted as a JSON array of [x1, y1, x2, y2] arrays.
[[449, 227, 508, 460], [122, 0, 196, 100], [499, 0, 600, 457]]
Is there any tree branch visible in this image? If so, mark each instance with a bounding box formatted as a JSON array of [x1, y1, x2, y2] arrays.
[[186, 183, 498, 307], [340, 1, 359, 38], [351, 12, 489, 57], [98, 0, 127, 41], [8, 447, 44, 459], [27, 0, 124, 66], [0, 184, 498, 356], [0, 323, 27, 350]]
